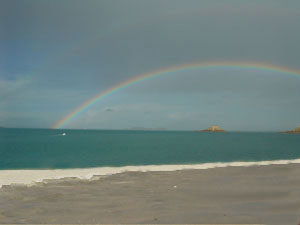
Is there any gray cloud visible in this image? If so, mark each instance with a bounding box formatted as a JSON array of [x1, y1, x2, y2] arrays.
[[1, 0, 300, 130], [104, 108, 114, 112]]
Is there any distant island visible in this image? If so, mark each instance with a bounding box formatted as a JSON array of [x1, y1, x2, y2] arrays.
[[283, 126, 300, 134], [194, 125, 226, 132]]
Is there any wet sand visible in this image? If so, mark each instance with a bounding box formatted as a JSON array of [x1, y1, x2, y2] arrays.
[[0, 164, 300, 224]]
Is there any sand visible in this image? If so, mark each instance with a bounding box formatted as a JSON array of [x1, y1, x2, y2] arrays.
[[1, 159, 300, 187], [0, 164, 300, 224]]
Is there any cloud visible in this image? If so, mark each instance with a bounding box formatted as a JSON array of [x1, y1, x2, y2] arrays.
[[104, 107, 114, 112], [1, 1, 300, 130], [0, 77, 33, 105], [66, 103, 179, 129]]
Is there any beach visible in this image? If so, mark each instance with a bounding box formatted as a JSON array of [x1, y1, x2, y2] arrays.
[[1, 163, 300, 224]]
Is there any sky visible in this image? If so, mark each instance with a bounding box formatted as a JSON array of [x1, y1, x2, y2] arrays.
[[0, 0, 300, 131]]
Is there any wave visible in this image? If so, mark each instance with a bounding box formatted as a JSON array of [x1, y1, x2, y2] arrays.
[[1, 158, 300, 188]]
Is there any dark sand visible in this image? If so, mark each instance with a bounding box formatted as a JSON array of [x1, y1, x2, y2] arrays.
[[0, 164, 300, 224]]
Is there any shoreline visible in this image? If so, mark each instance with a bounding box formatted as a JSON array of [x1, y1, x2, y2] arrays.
[[1, 158, 300, 187], [1, 163, 300, 224]]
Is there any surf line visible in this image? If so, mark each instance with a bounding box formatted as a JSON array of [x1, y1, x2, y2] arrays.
[[53, 61, 300, 129], [1, 158, 300, 188]]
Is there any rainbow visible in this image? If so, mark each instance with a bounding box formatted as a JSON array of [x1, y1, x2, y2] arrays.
[[53, 61, 300, 129]]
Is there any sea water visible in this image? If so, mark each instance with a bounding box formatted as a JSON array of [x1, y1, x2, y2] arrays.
[[1, 128, 300, 169], [1, 128, 300, 186]]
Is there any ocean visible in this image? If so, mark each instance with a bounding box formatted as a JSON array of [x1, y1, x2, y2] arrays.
[[1, 128, 300, 186], [1, 128, 300, 170]]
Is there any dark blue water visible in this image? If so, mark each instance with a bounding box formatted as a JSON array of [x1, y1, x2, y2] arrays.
[[1, 128, 300, 169]]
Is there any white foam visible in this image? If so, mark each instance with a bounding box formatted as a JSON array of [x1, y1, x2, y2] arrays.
[[1, 159, 300, 188]]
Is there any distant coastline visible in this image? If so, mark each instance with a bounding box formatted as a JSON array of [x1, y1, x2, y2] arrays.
[[2, 126, 300, 133], [282, 126, 300, 134]]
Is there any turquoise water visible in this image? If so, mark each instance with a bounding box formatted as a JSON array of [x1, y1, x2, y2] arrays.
[[0, 128, 300, 170]]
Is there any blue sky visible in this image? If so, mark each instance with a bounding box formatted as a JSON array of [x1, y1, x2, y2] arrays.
[[1, 0, 300, 131]]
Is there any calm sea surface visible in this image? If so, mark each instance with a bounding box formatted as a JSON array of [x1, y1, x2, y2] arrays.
[[1, 128, 300, 170]]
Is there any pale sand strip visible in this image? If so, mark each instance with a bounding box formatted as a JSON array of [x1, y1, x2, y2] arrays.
[[1, 158, 300, 187]]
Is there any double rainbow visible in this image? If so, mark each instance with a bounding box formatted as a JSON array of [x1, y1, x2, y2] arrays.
[[53, 61, 300, 129]]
